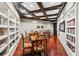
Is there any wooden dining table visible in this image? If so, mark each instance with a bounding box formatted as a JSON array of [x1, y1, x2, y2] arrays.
[[30, 34, 48, 56]]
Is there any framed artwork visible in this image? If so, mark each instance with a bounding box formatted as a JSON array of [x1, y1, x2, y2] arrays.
[[59, 21, 65, 32]]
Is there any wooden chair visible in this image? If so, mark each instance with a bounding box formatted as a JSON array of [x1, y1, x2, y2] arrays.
[[21, 33, 33, 55]]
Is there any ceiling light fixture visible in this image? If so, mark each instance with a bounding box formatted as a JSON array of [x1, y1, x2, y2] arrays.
[[39, 17, 46, 19], [19, 7, 29, 15], [48, 16, 57, 18], [34, 12, 44, 16], [30, 4, 33, 7], [25, 14, 33, 17]]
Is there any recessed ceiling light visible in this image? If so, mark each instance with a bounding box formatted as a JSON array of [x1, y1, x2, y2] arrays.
[[25, 14, 33, 17], [18, 8, 29, 15], [48, 16, 57, 18], [46, 9, 60, 15], [39, 17, 46, 19], [30, 4, 33, 7], [19, 8, 25, 13], [34, 12, 44, 16]]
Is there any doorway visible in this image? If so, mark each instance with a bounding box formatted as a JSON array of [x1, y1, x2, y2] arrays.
[[53, 23, 57, 35]]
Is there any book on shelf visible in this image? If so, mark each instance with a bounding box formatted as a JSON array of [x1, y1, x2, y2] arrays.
[[0, 15, 2, 25], [67, 18, 75, 26], [16, 36, 18, 41], [0, 28, 8, 36], [67, 28, 75, 35], [0, 48, 8, 56], [66, 34, 75, 44], [10, 40, 15, 48], [0, 43, 6, 48], [66, 41, 75, 52], [10, 28, 15, 33], [0, 18, 1, 25]]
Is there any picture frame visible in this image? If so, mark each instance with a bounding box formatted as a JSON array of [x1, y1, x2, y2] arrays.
[[59, 21, 65, 32]]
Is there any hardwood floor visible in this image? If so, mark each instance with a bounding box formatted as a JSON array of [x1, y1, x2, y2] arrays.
[[47, 36, 68, 56], [13, 35, 68, 56]]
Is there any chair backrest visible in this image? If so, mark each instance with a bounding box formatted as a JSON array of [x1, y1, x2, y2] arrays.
[[21, 33, 25, 48], [25, 31, 27, 37]]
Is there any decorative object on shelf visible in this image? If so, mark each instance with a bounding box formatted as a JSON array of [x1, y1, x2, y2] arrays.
[[10, 34, 15, 40], [0, 28, 8, 36], [41, 26, 44, 29], [59, 20, 65, 32], [9, 21, 14, 26], [37, 26, 40, 29], [16, 28, 19, 31]]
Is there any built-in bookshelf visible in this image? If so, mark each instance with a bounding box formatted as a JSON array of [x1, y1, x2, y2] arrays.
[[57, 3, 79, 56], [0, 3, 20, 56], [66, 17, 75, 54], [65, 5, 76, 55]]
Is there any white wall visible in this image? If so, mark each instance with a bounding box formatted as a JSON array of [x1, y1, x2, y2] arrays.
[[20, 19, 54, 37]]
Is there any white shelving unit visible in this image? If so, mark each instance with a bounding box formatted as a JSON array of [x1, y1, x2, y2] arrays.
[[57, 3, 79, 56], [66, 6, 76, 55], [0, 2, 20, 56]]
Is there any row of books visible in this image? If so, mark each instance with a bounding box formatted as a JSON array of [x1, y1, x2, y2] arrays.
[[67, 18, 75, 26], [16, 32, 18, 35], [0, 28, 5, 36], [67, 28, 75, 35], [10, 40, 15, 48], [66, 41, 75, 52], [0, 17, 1, 25], [0, 38, 7, 56], [0, 43, 6, 48], [10, 28, 15, 33], [0, 16, 8, 25], [66, 34, 75, 44], [16, 24, 19, 27], [0, 28, 8, 36], [0, 48, 7, 56], [16, 36, 19, 41], [16, 28, 19, 31]]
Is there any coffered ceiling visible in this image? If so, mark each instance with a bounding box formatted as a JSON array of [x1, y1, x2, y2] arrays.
[[13, 2, 66, 22]]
